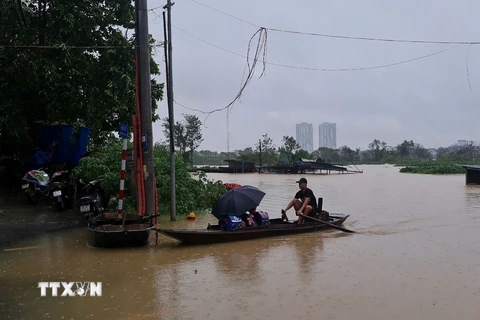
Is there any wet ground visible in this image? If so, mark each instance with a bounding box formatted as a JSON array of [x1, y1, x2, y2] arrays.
[[1, 165, 480, 319], [0, 194, 84, 250]]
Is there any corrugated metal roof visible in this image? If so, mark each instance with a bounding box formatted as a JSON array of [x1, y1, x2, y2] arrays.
[[457, 164, 480, 170]]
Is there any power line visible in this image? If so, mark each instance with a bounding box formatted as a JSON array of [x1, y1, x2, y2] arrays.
[[169, 24, 463, 120], [172, 27, 268, 125], [174, 100, 208, 113], [0, 44, 164, 49], [267, 28, 480, 45], [172, 25, 462, 72], [188, 0, 260, 28], [172, 25, 245, 58], [188, 0, 480, 45], [160, 2, 476, 127]]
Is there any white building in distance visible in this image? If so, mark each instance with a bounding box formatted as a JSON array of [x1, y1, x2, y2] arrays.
[[296, 122, 314, 152], [319, 122, 337, 149]]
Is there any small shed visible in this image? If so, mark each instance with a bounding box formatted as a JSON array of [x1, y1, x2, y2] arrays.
[[224, 160, 257, 173], [458, 164, 480, 185]]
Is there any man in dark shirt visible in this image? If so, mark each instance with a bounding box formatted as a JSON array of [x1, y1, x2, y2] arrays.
[[282, 178, 317, 224]]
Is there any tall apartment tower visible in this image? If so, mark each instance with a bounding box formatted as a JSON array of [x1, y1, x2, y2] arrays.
[[319, 122, 337, 149], [295, 122, 314, 152]]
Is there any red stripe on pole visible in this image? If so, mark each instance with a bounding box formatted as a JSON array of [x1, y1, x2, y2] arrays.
[[118, 138, 128, 218]]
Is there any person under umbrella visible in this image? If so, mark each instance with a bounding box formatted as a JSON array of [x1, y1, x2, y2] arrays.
[[211, 185, 266, 219], [212, 185, 266, 230]]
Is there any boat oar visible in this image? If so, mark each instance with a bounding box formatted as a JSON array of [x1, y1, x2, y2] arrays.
[[297, 213, 355, 233]]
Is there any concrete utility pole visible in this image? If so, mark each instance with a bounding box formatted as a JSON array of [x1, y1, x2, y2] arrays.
[[259, 139, 262, 167], [136, 0, 155, 216], [163, 0, 176, 221]]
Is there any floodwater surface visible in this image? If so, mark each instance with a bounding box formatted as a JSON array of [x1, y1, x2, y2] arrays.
[[1, 165, 480, 319]]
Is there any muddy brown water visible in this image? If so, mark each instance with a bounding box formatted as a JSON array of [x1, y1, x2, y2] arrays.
[[1, 165, 480, 319]]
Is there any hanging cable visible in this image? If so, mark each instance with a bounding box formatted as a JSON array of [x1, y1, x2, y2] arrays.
[[0, 44, 164, 49], [200, 27, 268, 125], [173, 25, 462, 72], [188, 0, 480, 45]]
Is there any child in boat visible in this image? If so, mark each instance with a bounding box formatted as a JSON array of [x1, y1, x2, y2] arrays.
[[248, 207, 270, 226], [241, 212, 257, 227]]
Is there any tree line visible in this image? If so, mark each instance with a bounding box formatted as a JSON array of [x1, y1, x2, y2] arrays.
[[0, 1, 163, 156], [193, 137, 480, 166]]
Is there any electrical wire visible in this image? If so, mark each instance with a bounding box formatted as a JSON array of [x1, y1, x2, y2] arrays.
[[188, 0, 480, 45], [0, 44, 164, 49], [190, 27, 268, 125], [173, 25, 462, 72], [188, 0, 260, 28], [169, 24, 463, 121], [161, 2, 476, 125]]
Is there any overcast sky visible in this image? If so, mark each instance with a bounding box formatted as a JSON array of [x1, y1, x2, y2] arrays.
[[147, 0, 480, 151]]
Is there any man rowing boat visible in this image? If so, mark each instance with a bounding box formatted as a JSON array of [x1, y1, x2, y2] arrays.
[[282, 178, 317, 224]]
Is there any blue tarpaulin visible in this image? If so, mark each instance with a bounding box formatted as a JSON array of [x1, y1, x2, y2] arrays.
[[38, 125, 90, 166]]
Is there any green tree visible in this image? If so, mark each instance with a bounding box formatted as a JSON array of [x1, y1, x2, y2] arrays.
[[396, 140, 414, 158], [339, 146, 356, 162], [395, 140, 431, 161], [237, 147, 258, 162], [368, 139, 387, 162], [312, 147, 340, 163], [162, 117, 187, 157], [255, 133, 278, 166], [295, 149, 311, 160], [279, 136, 299, 164], [184, 114, 203, 164], [0, 0, 163, 154], [163, 114, 203, 164]]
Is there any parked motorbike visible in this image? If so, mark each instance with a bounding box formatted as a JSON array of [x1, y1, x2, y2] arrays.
[[21, 169, 50, 204], [78, 180, 106, 221], [49, 169, 72, 211]]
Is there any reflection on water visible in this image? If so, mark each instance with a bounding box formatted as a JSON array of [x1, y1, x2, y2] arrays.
[[2, 165, 480, 319]]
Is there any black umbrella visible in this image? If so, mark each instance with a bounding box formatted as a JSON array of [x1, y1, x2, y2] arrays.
[[211, 185, 266, 219]]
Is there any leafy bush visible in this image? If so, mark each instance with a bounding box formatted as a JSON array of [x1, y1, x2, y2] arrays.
[[74, 138, 132, 211], [74, 139, 226, 214], [153, 143, 226, 214], [399, 164, 466, 174]]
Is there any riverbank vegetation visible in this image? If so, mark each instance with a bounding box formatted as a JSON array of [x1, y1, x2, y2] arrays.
[[74, 139, 225, 214], [399, 164, 467, 174], [193, 137, 479, 174]]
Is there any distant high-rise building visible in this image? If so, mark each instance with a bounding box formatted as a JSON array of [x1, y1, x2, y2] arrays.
[[319, 122, 337, 149], [296, 122, 314, 152]]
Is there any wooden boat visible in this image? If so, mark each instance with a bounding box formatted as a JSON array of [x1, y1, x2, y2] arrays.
[[87, 214, 155, 248], [157, 213, 349, 245]]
